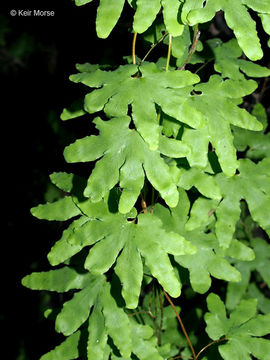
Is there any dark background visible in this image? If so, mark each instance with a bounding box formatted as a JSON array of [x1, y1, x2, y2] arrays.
[[1, 1, 269, 359], [1, 1, 133, 358]]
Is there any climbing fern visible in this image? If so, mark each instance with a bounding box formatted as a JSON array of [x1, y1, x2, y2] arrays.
[[23, 0, 270, 359]]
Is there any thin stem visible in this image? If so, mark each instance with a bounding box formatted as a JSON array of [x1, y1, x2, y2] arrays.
[[158, 290, 164, 346], [259, 76, 269, 100], [165, 34, 172, 71], [196, 338, 228, 360], [179, 26, 201, 70], [128, 310, 155, 320], [140, 192, 148, 213], [154, 286, 160, 342], [139, 32, 168, 65], [194, 58, 214, 74], [163, 290, 197, 360], [132, 32, 138, 65]]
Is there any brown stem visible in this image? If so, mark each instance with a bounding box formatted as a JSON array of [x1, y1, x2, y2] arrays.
[[259, 76, 269, 100], [158, 290, 164, 346], [196, 338, 228, 360], [128, 309, 155, 319], [139, 32, 168, 65], [179, 27, 201, 70], [163, 290, 197, 360], [140, 192, 148, 213], [132, 32, 138, 65], [194, 58, 214, 74]]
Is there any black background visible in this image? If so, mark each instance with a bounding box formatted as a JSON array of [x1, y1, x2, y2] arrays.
[[1, 1, 269, 359]]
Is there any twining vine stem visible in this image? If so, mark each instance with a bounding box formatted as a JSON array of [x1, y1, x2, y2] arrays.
[[165, 34, 173, 71], [132, 32, 138, 65], [139, 32, 168, 65], [196, 337, 228, 359], [179, 25, 201, 70], [163, 290, 197, 360]]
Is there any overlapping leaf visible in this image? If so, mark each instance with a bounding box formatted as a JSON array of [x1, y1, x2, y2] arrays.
[[154, 188, 254, 293], [205, 293, 270, 360], [23, 267, 171, 360], [182, 76, 262, 176], [226, 237, 270, 311], [64, 116, 191, 213], [75, 0, 186, 37], [31, 173, 196, 307], [206, 38, 270, 80], [182, 0, 270, 60], [233, 103, 270, 160], [23, 271, 132, 358], [69, 62, 203, 150], [188, 158, 270, 247]]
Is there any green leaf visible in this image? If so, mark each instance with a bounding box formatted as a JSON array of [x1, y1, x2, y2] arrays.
[[69, 62, 203, 150], [129, 322, 163, 360], [177, 167, 222, 200], [31, 196, 81, 221], [226, 237, 270, 311], [114, 237, 143, 309], [22, 267, 91, 292], [207, 38, 270, 80], [246, 283, 270, 314], [45, 195, 194, 306], [75, 0, 94, 5], [162, 0, 184, 36], [60, 99, 86, 120], [184, 0, 268, 60], [40, 331, 80, 360], [133, 0, 161, 33], [205, 293, 270, 360], [134, 213, 196, 297], [100, 282, 132, 358], [55, 274, 104, 336], [154, 188, 242, 293], [259, 13, 270, 40], [171, 26, 192, 68], [188, 159, 270, 248], [182, 75, 261, 176], [215, 159, 270, 247], [64, 116, 190, 212], [87, 302, 108, 360], [233, 104, 270, 160], [48, 216, 89, 266], [96, 0, 125, 38]]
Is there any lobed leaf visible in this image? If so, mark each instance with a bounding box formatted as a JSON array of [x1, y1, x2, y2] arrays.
[[100, 282, 132, 358], [69, 62, 203, 150], [154, 188, 244, 293], [226, 237, 270, 311], [183, 0, 270, 60], [55, 275, 104, 336], [96, 0, 125, 38], [182, 75, 261, 177], [87, 302, 108, 360], [64, 116, 190, 212], [31, 196, 81, 221], [233, 103, 270, 160], [22, 267, 91, 292], [40, 331, 80, 360], [205, 293, 270, 360], [206, 38, 270, 80]]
